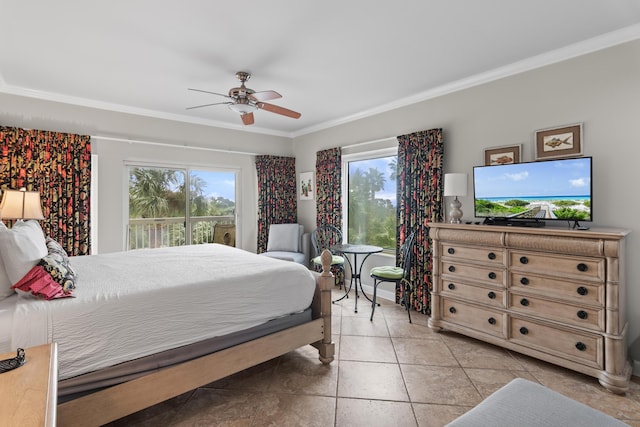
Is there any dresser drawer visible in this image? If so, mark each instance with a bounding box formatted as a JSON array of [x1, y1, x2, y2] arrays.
[[509, 251, 604, 281], [509, 293, 604, 331], [510, 272, 604, 306], [441, 280, 505, 308], [441, 244, 505, 265], [442, 262, 505, 286], [442, 298, 505, 337], [509, 317, 602, 369]]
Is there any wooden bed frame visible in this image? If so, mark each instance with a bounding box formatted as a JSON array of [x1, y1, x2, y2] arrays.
[[57, 250, 335, 427]]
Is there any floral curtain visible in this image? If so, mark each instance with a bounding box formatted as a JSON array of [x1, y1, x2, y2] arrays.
[[255, 155, 297, 253], [396, 128, 444, 315], [315, 147, 342, 227], [315, 147, 344, 285], [0, 126, 92, 256]]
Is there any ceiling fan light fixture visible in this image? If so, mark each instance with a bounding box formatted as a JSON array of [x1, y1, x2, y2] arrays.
[[228, 103, 257, 114]]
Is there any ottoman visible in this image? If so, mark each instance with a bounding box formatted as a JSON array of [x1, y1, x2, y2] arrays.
[[446, 378, 629, 427]]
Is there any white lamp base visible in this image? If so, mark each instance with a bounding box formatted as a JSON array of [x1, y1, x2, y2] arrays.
[[449, 197, 463, 224]]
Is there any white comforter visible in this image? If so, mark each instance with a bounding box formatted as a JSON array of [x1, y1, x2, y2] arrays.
[[2, 244, 316, 379]]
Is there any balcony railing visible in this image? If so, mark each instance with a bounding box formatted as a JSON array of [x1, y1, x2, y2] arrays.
[[127, 215, 235, 250]]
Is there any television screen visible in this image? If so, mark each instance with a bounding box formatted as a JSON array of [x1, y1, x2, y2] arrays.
[[473, 157, 592, 224]]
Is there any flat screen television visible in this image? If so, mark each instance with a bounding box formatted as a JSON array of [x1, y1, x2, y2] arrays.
[[473, 157, 592, 227]]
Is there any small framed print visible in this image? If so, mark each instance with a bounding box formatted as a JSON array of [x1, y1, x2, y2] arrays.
[[299, 171, 314, 201], [484, 144, 521, 166], [535, 123, 583, 160]]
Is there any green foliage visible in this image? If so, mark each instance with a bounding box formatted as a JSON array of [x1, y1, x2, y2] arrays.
[[348, 166, 396, 250], [553, 200, 578, 207], [475, 200, 510, 215], [504, 199, 528, 207], [553, 207, 589, 220], [475, 199, 527, 217]]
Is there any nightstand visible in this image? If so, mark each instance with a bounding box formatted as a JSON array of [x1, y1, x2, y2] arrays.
[[0, 343, 58, 426]]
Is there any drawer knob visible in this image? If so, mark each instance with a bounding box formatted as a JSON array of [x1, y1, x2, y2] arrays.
[[487, 291, 496, 299], [520, 298, 529, 307], [519, 327, 529, 335], [448, 248, 455, 254], [488, 272, 497, 280], [488, 252, 496, 260], [519, 256, 529, 264], [576, 342, 587, 351], [448, 283, 455, 290], [577, 310, 588, 320], [448, 266, 456, 273], [577, 263, 588, 272], [577, 286, 588, 296], [520, 277, 529, 285], [488, 317, 496, 325], [449, 306, 457, 314]]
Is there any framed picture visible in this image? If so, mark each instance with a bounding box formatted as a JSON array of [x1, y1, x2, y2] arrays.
[[299, 171, 314, 201], [484, 144, 521, 166], [535, 123, 583, 160]]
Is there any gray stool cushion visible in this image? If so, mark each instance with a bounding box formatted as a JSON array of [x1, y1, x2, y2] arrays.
[[446, 378, 628, 427]]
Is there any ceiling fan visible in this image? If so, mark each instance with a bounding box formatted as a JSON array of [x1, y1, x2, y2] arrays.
[[187, 71, 301, 125]]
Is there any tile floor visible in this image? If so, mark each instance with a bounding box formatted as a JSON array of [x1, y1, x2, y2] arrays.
[[108, 290, 640, 426]]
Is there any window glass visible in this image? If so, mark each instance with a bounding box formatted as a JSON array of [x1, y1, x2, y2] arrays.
[[346, 154, 397, 250], [127, 166, 236, 250]]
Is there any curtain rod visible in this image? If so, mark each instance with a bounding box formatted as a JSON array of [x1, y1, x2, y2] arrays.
[[92, 135, 261, 156]]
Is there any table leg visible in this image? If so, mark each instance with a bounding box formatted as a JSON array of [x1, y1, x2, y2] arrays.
[[356, 252, 377, 306], [332, 255, 354, 304]]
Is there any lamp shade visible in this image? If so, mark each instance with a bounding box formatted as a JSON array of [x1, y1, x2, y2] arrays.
[[444, 173, 468, 197], [0, 188, 45, 220]]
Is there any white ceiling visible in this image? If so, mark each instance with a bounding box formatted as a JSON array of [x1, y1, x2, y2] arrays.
[[1, 1, 639, 137]]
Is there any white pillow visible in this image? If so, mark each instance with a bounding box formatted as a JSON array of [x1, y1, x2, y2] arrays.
[[266, 224, 300, 252], [0, 220, 48, 285], [0, 222, 14, 299]]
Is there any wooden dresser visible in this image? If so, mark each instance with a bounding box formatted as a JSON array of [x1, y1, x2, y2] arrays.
[[428, 223, 631, 393]]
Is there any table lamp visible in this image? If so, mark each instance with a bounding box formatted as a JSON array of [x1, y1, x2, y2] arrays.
[[0, 188, 45, 221], [444, 173, 467, 224]]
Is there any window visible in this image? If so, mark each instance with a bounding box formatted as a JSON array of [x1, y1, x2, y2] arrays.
[[127, 165, 236, 250], [343, 149, 397, 251]]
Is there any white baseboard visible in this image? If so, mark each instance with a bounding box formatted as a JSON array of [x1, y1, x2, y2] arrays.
[[359, 283, 397, 303]]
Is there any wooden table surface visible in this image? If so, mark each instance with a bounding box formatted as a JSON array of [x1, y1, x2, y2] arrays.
[[0, 343, 58, 427]]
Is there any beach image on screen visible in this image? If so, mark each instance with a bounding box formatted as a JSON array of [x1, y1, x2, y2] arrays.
[[473, 157, 591, 221]]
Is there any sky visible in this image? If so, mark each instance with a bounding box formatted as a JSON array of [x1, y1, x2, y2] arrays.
[[349, 156, 397, 206], [191, 170, 236, 201], [473, 157, 592, 199]]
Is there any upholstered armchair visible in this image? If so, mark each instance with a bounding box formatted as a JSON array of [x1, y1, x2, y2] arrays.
[[260, 223, 310, 267]]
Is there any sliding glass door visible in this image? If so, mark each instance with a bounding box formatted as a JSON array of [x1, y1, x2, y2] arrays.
[[127, 165, 236, 250]]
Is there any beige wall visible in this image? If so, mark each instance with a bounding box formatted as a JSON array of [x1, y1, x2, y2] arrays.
[[293, 40, 640, 363], [1, 40, 639, 366]]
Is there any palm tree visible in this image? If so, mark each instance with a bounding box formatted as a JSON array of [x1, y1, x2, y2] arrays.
[[365, 167, 386, 200], [129, 168, 183, 248], [389, 157, 398, 181]]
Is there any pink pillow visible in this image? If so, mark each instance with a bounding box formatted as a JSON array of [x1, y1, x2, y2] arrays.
[[12, 265, 73, 300]]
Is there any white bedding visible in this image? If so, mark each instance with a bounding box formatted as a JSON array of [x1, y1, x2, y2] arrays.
[[3, 244, 316, 380]]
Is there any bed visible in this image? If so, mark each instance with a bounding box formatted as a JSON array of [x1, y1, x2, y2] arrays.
[[0, 242, 335, 426]]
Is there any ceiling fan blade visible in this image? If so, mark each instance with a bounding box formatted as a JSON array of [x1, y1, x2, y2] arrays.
[[256, 102, 301, 119], [188, 88, 232, 99], [186, 101, 232, 110], [248, 90, 282, 102], [241, 112, 255, 125]]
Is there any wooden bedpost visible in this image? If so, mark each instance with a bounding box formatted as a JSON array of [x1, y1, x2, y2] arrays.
[[312, 249, 335, 364]]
